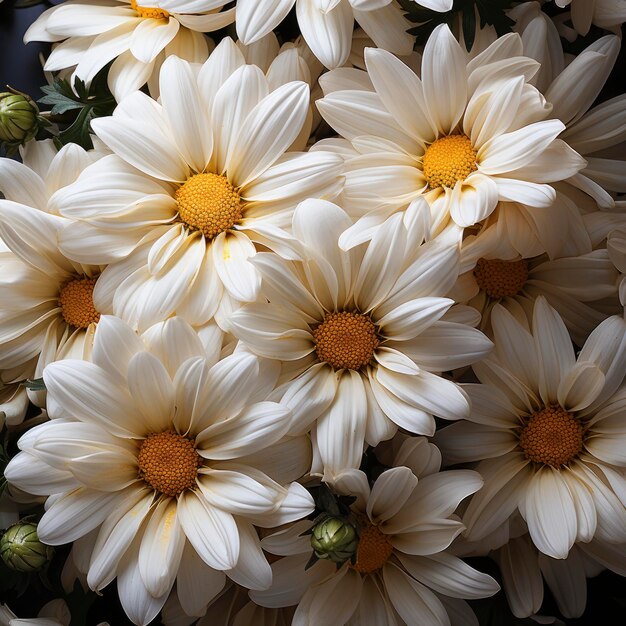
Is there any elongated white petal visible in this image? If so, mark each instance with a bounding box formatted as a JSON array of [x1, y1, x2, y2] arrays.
[[398, 552, 500, 599], [522, 467, 577, 559], [317, 370, 367, 477], [178, 490, 240, 570], [366, 467, 417, 523], [138, 498, 185, 597]]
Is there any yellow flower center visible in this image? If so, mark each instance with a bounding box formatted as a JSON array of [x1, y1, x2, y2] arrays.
[[130, 0, 169, 19], [58, 277, 100, 329], [176, 173, 243, 239], [422, 134, 478, 189], [313, 311, 379, 371], [519, 406, 584, 468], [137, 431, 202, 497], [350, 522, 393, 574], [473, 258, 529, 299]]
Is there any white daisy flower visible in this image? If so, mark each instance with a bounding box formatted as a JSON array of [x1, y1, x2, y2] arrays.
[[50, 46, 343, 332], [252, 436, 499, 625], [230, 199, 492, 477], [0, 140, 111, 406], [24, 0, 233, 101], [452, 239, 620, 346], [435, 297, 626, 559], [316, 25, 586, 248], [236, 0, 414, 70], [5, 315, 313, 626]]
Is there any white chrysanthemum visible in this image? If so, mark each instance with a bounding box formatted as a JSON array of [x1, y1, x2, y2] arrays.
[[316, 25, 586, 248], [549, 0, 626, 36], [435, 297, 626, 559], [235, 0, 414, 69], [230, 199, 492, 477], [451, 239, 619, 346], [5, 315, 313, 626], [252, 436, 499, 625], [24, 0, 234, 100], [50, 45, 343, 332], [0, 140, 111, 406]]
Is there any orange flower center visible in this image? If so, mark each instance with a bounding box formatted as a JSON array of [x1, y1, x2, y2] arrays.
[[422, 134, 478, 189], [313, 311, 379, 371], [350, 522, 393, 574], [58, 276, 100, 329], [473, 258, 529, 299], [137, 431, 202, 496], [176, 173, 243, 239], [519, 406, 584, 468], [130, 0, 169, 19]]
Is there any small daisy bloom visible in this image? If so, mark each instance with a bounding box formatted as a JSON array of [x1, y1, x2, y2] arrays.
[[0, 140, 111, 405], [317, 25, 586, 248], [236, 0, 414, 70], [435, 297, 626, 559], [5, 315, 313, 626], [24, 0, 234, 100], [252, 436, 499, 625], [51, 46, 343, 332], [230, 199, 493, 477], [452, 237, 619, 346]]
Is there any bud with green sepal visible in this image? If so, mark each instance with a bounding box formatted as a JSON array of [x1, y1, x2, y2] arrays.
[[0, 87, 48, 155], [310, 515, 358, 566], [0, 520, 53, 573]]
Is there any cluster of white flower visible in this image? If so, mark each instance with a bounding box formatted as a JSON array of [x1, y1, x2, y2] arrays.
[[0, 0, 625, 625]]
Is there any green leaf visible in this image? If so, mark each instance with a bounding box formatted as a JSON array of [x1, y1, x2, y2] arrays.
[[37, 65, 116, 151], [401, 0, 516, 51], [58, 106, 97, 150], [21, 378, 46, 391]]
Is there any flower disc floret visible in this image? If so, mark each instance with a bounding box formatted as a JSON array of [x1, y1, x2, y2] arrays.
[[313, 311, 380, 371], [137, 431, 202, 496], [473, 258, 529, 299], [58, 276, 100, 329], [350, 521, 393, 574], [519, 406, 584, 468], [175, 172, 243, 239], [422, 134, 478, 190], [130, 0, 169, 19]]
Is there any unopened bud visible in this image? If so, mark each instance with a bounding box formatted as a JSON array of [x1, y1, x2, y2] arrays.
[[310, 516, 358, 565], [0, 91, 40, 147], [0, 521, 53, 572]]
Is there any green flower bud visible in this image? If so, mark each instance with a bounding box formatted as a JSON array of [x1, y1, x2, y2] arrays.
[[0, 521, 53, 572], [310, 516, 358, 565], [0, 91, 40, 146]]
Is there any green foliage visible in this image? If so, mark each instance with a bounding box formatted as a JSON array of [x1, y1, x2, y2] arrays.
[[39, 66, 115, 150], [21, 378, 46, 391], [398, 0, 516, 51]]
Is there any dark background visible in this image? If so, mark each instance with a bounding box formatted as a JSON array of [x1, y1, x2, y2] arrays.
[[0, 2, 624, 624]]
